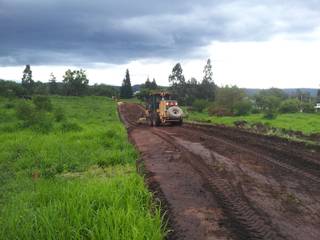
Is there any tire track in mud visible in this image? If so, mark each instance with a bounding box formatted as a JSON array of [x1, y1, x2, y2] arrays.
[[152, 128, 285, 240], [183, 123, 320, 183], [181, 124, 320, 184], [118, 102, 320, 240]]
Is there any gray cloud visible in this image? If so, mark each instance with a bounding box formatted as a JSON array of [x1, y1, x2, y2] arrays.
[[0, 0, 319, 66]]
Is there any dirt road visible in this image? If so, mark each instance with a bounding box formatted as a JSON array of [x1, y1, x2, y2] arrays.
[[118, 103, 320, 240]]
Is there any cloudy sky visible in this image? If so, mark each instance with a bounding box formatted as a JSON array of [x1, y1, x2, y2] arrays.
[[0, 0, 320, 88]]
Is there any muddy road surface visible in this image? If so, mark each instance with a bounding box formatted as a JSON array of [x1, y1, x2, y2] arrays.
[[118, 102, 320, 240]]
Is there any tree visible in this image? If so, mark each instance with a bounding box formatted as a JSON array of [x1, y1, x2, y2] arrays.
[[317, 89, 320, 103], [168, 63, 187, 104], [215, 85, 246, 112], [21, 64, 34, 94], [151, 78, 158, 89], [201, 59, 216, 100], [49, 73, 58, 95], [62, 69, 89, 96], [120, 69, 133, 99], [169, 63, 185, 85]]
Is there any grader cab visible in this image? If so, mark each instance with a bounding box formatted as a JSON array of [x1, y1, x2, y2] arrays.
[[145, 92, 183, 126]]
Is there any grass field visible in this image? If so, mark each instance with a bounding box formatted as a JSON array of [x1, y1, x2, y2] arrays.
[[185, 111, 320, 134], [0, 96, 165, 240]]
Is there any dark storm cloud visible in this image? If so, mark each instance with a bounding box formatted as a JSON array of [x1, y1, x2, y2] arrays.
[[0, 0, 319, 66]]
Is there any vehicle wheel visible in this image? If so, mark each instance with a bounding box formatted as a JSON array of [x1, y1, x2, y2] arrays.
[[148, 117, 153, 126], [177, 119, 183, 126], [153, 114, 161, 127]]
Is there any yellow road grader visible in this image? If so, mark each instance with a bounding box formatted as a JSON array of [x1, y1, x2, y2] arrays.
[[145, 92, 183, 126]]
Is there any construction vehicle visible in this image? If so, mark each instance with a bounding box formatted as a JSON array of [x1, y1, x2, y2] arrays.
[[145, 92, 183, 126]]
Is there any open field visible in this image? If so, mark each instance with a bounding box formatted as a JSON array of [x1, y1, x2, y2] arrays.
[[119, 102, 320, 240], [0, 96, 165, 239], [185, 111, 320, 134]]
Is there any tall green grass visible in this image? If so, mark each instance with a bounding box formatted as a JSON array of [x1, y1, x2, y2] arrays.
[[0, 96, 166, 240]]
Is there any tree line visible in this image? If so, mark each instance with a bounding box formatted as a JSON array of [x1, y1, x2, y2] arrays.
[[165, 59, 320, 118], [0, 65, 119, 98]]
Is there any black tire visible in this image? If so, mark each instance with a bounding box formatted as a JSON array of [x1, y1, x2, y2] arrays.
[[148, 116, 153, 126], [177, 119, 183, 126], [153, 114, 161, 127]]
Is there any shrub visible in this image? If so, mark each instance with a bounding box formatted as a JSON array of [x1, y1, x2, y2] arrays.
[[263, 111, 277, 119], [59, 121, 82, 132], [33, 95, 53, 111], [279, 99, 300, 113], [301, 102, 315, 113], [192, 99, 208, 112], [16, 101, 54, 133], [4, 102, 15, 109], [233, 99, 252, 116], [208, 105, 233, 116], [16, 101, 36, 123], [53, 107, 65, 122]]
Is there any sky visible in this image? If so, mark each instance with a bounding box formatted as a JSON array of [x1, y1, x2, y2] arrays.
[[0, 0, 320, 88]]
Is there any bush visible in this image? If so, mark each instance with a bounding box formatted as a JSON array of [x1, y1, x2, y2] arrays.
[[54, 107, 65, 122], [233, 99, 252, 116], [59, 121, 82, 132], [279, 99, 300, 113], [192, 99, 208, 112], [16, 101, 54, 133], [263, 111, 277, 119], [16, 101, 36, 123], [33, 95, 53, 111], [208, 105, 233, 116], [301, 102, 315, 113]]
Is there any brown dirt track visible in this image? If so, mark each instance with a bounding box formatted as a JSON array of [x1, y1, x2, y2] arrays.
[[118, 102, 320, 240]]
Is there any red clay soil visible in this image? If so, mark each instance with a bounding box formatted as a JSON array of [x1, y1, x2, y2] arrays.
[[118, 102, 320, 240]]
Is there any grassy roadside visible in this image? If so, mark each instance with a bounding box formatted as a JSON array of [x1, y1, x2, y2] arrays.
[[185, 110, 320, 134], [0, 96, 165, 239]]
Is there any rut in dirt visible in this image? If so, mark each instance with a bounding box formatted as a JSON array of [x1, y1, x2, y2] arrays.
[[118, 102, 320, 240]]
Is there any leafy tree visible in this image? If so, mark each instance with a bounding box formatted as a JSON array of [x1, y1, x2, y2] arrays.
[[201, 58, 216, 100], [215, 85, 246, 112], [89, 84, 119, 97], [192, 99, 208, 112], [21, 64, 34, 94], [49, 73, 58, 95], [136, 77, 159, 101], [254, 88, 287, 111], [317, 89, 320, 103], [279, 99, 300, 113], [168, 63, 187, 104], [169, 63, 185, 85], [233, 99, 252, 116], [151, 78, 158, 89], [62, 69, 89, 96], [120, 69, 133, 99]]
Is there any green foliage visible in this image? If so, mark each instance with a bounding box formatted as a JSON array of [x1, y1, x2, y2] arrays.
[[53, 107, 65, 122], [168, 60, 215, 105], [0, 96, 165, 239], [254, 88, 287, 112], [120, 69, 133, 99], [234, 99, 252, 116], [215, 85, 246, 114], [192, 99, 208, 112], [301, 102, 315, 113], [136, 78, 159, 101], [89, 84, 119, 97], [279, 99, 300, 113], [48, 73, 58, 95], [21, 64, 34, 94], [33, 95, 53, 111], [201, 58, 216, 101], [208, 105, 233, 117], [63, 69, 89, 96]]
